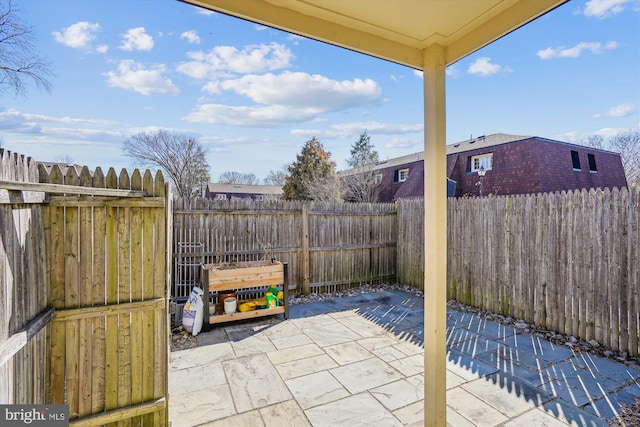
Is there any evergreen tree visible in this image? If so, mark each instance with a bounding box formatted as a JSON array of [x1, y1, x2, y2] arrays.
[[347, 131, 379, 167], [343, 131, 381, 202], [282, 137, 343, 201]]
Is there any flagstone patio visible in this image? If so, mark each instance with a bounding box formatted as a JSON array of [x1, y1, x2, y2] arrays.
[[169, 290, 639, 426]]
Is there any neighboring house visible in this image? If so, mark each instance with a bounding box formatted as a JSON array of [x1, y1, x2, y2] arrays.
[[340, 133, 628, 201], [205, 183, 283, 201]]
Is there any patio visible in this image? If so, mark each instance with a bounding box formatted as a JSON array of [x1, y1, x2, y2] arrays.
[[169, 290, 638, 426]]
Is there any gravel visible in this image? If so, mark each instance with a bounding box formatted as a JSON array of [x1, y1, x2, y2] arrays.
[[608, 398, 640, 426]]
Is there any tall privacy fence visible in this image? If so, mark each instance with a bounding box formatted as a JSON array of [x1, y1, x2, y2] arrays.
[[173, 198, 397, 297], [398, 188, 639, 356], [0, 149, 171, 425], [175, 188, 639, 356], [0, 152, 49, 405]]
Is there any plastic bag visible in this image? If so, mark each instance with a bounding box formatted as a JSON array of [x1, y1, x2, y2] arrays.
[[182, 287, 204, 336]]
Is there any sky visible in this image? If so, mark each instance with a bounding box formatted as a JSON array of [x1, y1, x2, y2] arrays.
[[1, 0, 639, 182]]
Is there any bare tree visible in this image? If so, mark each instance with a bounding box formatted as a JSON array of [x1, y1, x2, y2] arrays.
[[342, 166, 381, 202], [610, 130, 640, 189], [303, 168, 345, 202], [0, 0, 52, 97], [263, 165, 288, 186], [122, 130, 210, 198], [584, 130, 640, 189], [218, 171, 259, 185], [54, 154, 73, 164]]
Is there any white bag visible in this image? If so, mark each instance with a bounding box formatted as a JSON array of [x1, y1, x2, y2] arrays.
[[182, 287, 204, 336]]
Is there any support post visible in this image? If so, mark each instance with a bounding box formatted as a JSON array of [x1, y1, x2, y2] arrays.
[[301, 203, 310, 294], [422, 44, 447, 426]]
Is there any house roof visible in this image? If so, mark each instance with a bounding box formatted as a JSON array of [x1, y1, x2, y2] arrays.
[[207, 183, 283, 195], [445, 133, 531, 154], [338, 133, 531, 175]]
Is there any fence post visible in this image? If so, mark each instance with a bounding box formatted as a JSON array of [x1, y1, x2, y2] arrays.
[[302, 203, 310, 295]]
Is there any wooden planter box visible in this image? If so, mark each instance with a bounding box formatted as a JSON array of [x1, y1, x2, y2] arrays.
[[200, 260, 289, 327]]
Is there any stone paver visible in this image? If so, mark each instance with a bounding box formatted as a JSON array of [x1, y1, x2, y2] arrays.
[[169, 290, 639, 426]]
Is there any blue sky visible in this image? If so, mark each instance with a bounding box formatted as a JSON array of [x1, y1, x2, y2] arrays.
[[1, 0, 639, 182]]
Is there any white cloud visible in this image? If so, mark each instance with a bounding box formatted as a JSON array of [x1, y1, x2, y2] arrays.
[[384, 137, 421, 149], [594, 103, 636, 118], [176, 43, 293, 79], [180, 30, 201, 44], [96, 45, 109, 53], [330, 121, 422, 135], [119, 27, 154, 51], [196, 8, 215, 16], [557, 127, 634, 144], [537, 41, 618, 59], [0, 108, 123, 143], [584, 0, 635, 18], [220, 72, 381, 109], [52, 22, 101, 49], [0, 108, 118, 127], [467, 57, 505, 76], [104, 60, 180, 96], [183, 72, 381, 127], [182, 104, 321, 126], [202, 81, 221, 95], [291, 121, 422, 140]]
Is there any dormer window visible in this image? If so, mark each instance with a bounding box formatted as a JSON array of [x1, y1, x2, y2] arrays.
[[470, 153, 492, 172], [394, 168, 409, 182], [571, 150, 581, 171], [588, 154, 597, 173]]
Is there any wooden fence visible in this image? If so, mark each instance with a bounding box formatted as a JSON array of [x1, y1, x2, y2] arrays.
[[173, 188, 639, 355], [398, 188, 640, 356], [0, 148, 171, 425], [0, 151, 50, 405], [173, 198, 397, 296]]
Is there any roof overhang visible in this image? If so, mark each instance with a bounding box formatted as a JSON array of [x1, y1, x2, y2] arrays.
[[179, 0, 568, 69]]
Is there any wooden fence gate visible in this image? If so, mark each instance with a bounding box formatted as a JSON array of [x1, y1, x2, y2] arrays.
[[0, 148, 171, 426]]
